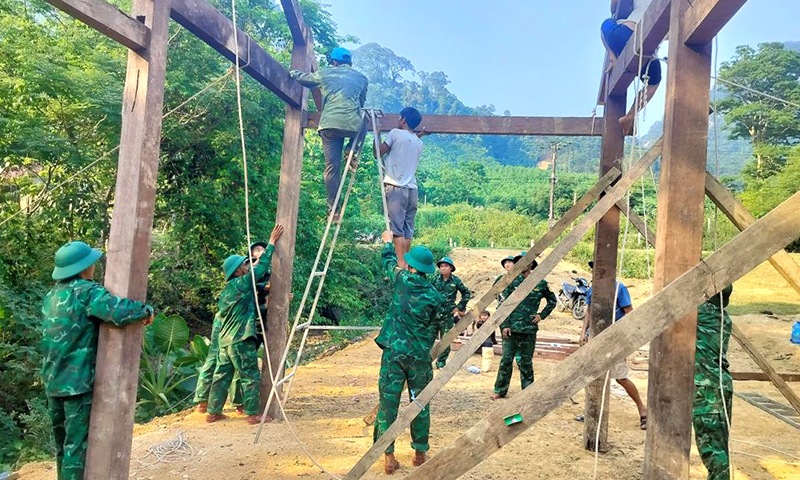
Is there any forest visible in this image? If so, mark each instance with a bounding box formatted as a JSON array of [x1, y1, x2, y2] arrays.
[[1, 0, 800, 471]]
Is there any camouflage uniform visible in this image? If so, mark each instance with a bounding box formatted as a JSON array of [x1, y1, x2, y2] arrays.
[[430, 272, 471, 368], [373, 242, 445, 454], [207, 244, 274, 416], [193, 314, 243, 406], [493, 276, 556, 397], [693, 299, 733, 480], [41, 278, 152, 480]]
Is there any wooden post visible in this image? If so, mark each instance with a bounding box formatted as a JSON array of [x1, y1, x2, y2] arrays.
[[405, 188, 800, 480], [84, 0, 171, 477], [262, 40, 311, 419], [644, 0, 713, 476], [584, 92, 625, 452]]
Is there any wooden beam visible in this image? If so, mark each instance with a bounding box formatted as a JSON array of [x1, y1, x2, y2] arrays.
[[684, 0, 748, 46], [305, 113, 605, 136], [261, 31, 312, 421], [732, 372, 800, 383], [644, 0, 713, 476], [169, 0, 303, 108], [84, 0, 171, 477], [405, 188, 800, 480], [705, 174, 800, 298], [606, 0, 671, 98], [280, 0, 308, 46], [345, 140, 662, 480], [731, 323, 800, 415], [584, 93, 627, 452], [44, 0, 150, 51]]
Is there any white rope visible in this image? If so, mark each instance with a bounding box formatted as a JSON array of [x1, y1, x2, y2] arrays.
[[712, 38, 721, 251], [0, 68, 234, 228], [135, 431, 194, 466], [227, 1, 340, 477], [712, 76, 800, 110]]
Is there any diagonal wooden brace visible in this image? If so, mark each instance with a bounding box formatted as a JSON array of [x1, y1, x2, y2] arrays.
[[405, 187, 800, 480]]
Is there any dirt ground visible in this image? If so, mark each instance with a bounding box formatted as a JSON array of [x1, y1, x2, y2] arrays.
[[18, 248, 800, 480]]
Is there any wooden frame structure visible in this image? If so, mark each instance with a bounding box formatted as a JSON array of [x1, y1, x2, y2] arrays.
[[35, 0, 798, 478]]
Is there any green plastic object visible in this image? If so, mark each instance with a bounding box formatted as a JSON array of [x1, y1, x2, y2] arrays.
[[503, 413, 523, 426]]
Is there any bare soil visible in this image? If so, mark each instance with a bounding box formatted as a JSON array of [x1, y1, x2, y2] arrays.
[[18, 248, 800, 480]]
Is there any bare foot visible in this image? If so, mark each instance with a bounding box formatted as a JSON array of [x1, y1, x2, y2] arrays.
[[605, 57, 617, 73], [490, 393, 504, 400], [620, 115, 634, 136], [206, 413, 227, 423], [384, 454, 400, 475], [246, 414, 271, 425], [412, 451, 427, 467], [195, 402, 208, 414]]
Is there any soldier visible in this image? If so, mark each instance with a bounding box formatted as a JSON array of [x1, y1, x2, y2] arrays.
[[430, 256, 472, 368], [374, 230, 446, 474], [493, 255, 517, 305], [192, 313, 242, 413], [491, 254, 556, 399], [694, 284, 734, 480], [206, 224, 283, 425], [42, 241, 154, 480]]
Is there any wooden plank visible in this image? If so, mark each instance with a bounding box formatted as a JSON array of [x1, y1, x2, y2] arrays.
[[584, 93, 627, 452], [607, 0, 671, 97], [84, 0, 171, 477], [280, 0, 308, 46], [731, 323, 800, 415], [405, 188, 800, 480], [169, 0, 303, 108], [684, 0, 748, 46], [345, 140, 662, 480], [305, 113, 605, 137], [644, 0, 713, 476], [261, 35, 312, 421], [44, 0, 150, 51], [705, 174, 800, 297], [732, 372, 800, 382]]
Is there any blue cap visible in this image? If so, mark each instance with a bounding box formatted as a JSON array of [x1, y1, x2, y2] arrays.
[[331, 47, 352, 64]]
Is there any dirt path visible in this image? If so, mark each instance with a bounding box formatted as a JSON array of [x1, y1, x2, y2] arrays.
[[18, 248, 800, 480]]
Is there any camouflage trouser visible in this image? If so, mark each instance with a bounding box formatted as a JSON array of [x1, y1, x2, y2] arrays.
[[374, 349, 433, 454], [693, 386, 733, 480], [434, 313, 456, 368], [48, 392, 92, 480], [208, 338, 261, 415], [494, 331, 536, 397], [194, 326, 243, 406]]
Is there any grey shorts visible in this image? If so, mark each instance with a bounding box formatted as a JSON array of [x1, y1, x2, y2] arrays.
[[385, 184, 418, 239]]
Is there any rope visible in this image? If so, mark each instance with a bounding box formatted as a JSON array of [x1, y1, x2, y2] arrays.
[[0, 68, 234, 228], [712, 38, 721, 251], [712, 76, 800, 110], [227, 1, 340, 477], [135, 431, 194, 466]]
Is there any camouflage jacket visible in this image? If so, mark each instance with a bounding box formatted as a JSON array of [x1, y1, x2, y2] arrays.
[[375, 243, 446, 360], [218, 244, 274, 347], [497, 274, 522, 305], [694, 301, 732, 390], [431, 273, 471, 312], [41, 278, 152, 397], [290, 65, 368, 133], [500, 276, 557, 334]]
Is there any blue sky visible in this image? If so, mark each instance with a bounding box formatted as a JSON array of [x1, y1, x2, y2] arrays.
[[325, 0, 800, 133]]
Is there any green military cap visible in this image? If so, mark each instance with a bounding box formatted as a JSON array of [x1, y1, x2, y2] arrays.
[[52, 241, 103, 280], [223, 255, 248, 281], [436, 256, 456, 272], [513, 251, 528, 263], [404, 246, 436, 274], [708, 284, 733, 308], [250, 241, 269, 251], [500, 255, 516, 268]]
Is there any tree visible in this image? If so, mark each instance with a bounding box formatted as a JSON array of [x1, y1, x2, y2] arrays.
[[717, 43, 800, 179]]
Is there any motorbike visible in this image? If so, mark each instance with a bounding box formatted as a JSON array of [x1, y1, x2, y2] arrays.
[[557, 270, 590, 320]]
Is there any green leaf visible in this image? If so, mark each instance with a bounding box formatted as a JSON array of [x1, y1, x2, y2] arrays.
[[152, 314, 190, 354]]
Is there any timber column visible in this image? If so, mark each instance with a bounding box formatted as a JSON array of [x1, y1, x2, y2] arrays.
[[583, 92, 626, 452], [85, 0, 171, 478], [644, 0, 713, 477]]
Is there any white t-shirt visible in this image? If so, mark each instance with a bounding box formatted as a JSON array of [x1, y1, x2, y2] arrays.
[[383, 128, 423, 189], [618, 0, 649, 25]]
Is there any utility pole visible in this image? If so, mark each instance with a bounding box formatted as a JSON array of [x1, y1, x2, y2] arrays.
[[548, 142, 566, 227]]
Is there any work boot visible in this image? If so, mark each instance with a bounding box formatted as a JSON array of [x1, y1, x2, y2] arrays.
[[195, 402, 208, 414], [412, 451, 427, 467], [384, 453, 400, 475], [246, 414, 271, 425], [206, 413, 227, 423]]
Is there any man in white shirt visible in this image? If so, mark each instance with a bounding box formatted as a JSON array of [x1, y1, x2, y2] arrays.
[[376, 107, 426, 268]]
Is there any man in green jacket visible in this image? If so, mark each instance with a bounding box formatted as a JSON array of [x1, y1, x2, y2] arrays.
[[430, 256, 472, 369], [193, 313, 242, 413], [694, 284, 734, 480], [42, 241, 154, 480], [491, 255, 556, 399], [206, 225, 283, 425], [290, 47, 369, 217], [374, 230, 446, 474]]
